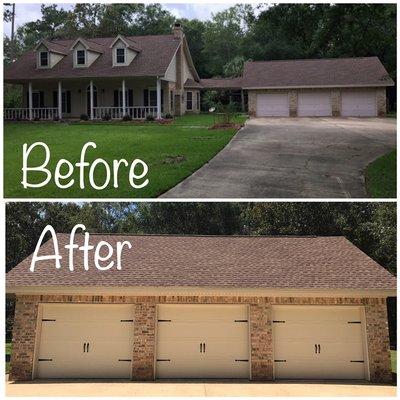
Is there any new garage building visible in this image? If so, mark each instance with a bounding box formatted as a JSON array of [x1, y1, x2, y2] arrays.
[[6, 234, 395, 382], [244, 57, 394, 117]]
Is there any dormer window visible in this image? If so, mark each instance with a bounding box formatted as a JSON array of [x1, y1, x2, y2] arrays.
[[76, 50, 86, 65], [40, 51, 49, 67], [116, 48, 125, 64]]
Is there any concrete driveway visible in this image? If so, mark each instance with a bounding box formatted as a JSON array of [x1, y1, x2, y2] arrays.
[[6, 379, 396, 397], [162, 118, 396, 198]]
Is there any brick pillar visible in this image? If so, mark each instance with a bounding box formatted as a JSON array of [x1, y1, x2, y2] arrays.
[[131, 303, 156, 380], [376, 88, 387, 117], [248, 91, 256, 117], [331, 89, 341, 116], [288, 90, 297, 117], [365, 299, 392, 383], [10, 295, 40, 381], [250, 303, 273, 380]]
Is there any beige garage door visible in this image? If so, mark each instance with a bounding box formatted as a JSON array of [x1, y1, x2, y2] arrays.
[[256, 92, 289, 117], [298, 91, 332, 116], [36, 304, 134, 379], [273, 306, 368, 380], [341, 90, 377, 117], [156, 304, 249, 379]]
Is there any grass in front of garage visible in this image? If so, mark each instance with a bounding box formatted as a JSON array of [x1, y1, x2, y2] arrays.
[[4, 114, 247, 198], [391, 350, 397, 373], [365, 150, 396, 198]]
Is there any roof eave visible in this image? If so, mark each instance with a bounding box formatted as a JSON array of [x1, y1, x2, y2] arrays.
[[244, 83, 394, 90], [6, 285, 397, 298]]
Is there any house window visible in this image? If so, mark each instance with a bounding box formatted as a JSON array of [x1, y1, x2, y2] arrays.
[[40, 51, 49, 67], [170, 91, 174, 111], [149, 89, 157, 107], [76, 50, 86, 65], [186, 91, 193, 110], [116, 48, 125, 64], [197, 92, 200, 110]]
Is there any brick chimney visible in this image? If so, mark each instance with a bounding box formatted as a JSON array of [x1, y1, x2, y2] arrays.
[[173, 22, 184, 40]]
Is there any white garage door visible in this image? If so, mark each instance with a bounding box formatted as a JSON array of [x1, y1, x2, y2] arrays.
[[156, 304, 249, 379], [36, 304, 134, 379], [273, 306, 368, 380], [298, 91, 332, 116], [256, 93, 289, 117], [342, 90, 377, 117]]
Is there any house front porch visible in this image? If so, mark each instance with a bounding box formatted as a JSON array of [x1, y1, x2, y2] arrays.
[[4, 77, 173, 121]]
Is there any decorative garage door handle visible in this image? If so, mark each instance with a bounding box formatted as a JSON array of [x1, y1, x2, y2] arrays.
[[83, 342, 90, 353], [199, 343, 206, 353], [314, 344, 321, 354], [315, 344, 317, 354], [318, 344, 321, 354]]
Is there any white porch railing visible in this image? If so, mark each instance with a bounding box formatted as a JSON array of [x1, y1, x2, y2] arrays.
[[4, 107, 59, 120], [93, 106, 158, 120]]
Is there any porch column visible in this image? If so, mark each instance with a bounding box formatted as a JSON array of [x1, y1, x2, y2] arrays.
[[90, 80, 94, 120], [28, 82, 33, 120], [122, 79, 126, 116], [156, 77, 162, 119], [57, 81, 62, 120]]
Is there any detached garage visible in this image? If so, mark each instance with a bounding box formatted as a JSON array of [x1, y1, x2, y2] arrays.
[[6, 234, 396, 383], [244, 57, 393, 117]]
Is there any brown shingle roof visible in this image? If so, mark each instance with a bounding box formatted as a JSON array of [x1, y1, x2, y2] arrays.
[[200, 77, 243, 90], [5, 35, 181, 82], [6, 234, 396, 291], [243, 57, 394, 89], [184, 78, 202, 89]]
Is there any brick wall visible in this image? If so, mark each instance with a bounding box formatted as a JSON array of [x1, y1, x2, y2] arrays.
[[10, 294, 392, 383], [376, 87, 387, 117], [331, 89, 341, 116]]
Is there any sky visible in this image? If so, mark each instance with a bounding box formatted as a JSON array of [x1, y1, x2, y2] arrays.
[[3, 3, 239, 36]]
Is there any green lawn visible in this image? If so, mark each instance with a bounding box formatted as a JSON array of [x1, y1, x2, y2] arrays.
[[365, 150, 396, 198], [4, 114, 247, 198], [391, 350, 397, 374]]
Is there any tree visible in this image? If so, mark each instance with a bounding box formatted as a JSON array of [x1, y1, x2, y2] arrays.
[[223, 55, 247, 77], [202, 5, 253, 76]]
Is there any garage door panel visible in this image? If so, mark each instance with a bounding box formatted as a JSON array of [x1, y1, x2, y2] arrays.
[[342, 90, 377, 117], [274, 323, 362, 340], [298, 91, 331, 117], [275, 360, 365, 380], [156, 305, 249, 379], [273, 306, 367, 380], [157, 322, 246, 339], [37, 304, 134, 379], [256, 93, 289, 117]]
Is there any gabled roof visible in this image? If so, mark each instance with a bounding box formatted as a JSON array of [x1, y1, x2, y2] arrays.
[[6, 234, 396, 293], [200, 77, 243, 90], [243, 57, 394, 89], [184, 78, 202, 89], [109, 35, 142, 52], [5, 34, 181, 81], [70, 37, 104, 53], [34, 39, 68, 55]]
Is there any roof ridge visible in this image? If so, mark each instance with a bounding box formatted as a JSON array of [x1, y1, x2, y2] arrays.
[[55, 233, 344, 239], [245, 56, 378, 64]]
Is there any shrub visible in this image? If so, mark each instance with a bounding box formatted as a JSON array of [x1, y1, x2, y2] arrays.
[[122, 114, 132, 121], [102, 113, 111, 121], [146, 115, 155, 122], [164, 113, 173, 119], [80, 114, 88, 121]]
